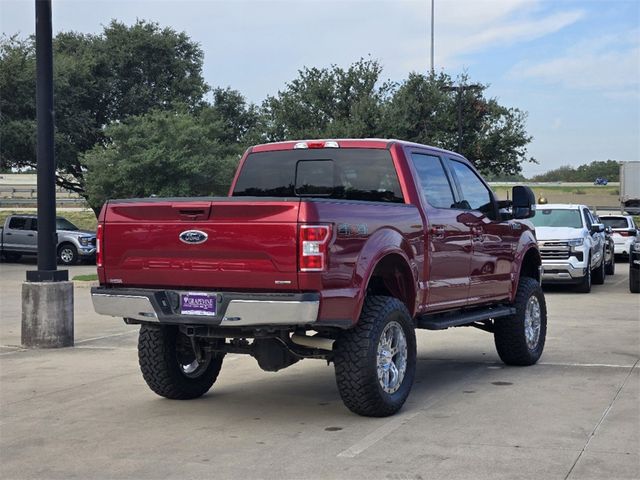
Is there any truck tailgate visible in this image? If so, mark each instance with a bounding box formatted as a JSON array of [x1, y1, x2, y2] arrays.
[[102, 199, 300, 290]]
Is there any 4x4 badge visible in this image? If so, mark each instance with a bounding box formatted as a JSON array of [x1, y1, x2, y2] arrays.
[[179, 230, 208, 244]]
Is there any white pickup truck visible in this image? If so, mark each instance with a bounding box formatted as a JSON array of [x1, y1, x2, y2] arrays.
[[531, 204, 606, 293]]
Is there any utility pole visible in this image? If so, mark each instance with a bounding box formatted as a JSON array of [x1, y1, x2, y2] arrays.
[[23, 0, 74, 348], [430, 0, 435, 75]]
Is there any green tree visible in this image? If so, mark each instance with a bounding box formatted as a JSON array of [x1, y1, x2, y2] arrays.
[[0, 36, 37, 173], [203, 87, 261, 147], [0, 20, 207, 195], [383, 73, 534, 177], [83, 109, 240, 210], [261, 65, 534, 177], [532, 160, 620, 182], [262, 58, 393, 140]]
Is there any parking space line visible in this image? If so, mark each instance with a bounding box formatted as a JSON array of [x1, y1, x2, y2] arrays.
[[564, 359, 639, 480], [74, 330, 138, 344], [75, 346, 137, 351], [0, 348, 27, 356], [421, 358, 636, 369], [337, 365, 485, 458], [539, 362, 637, 369], [613, 276, 629, 286]]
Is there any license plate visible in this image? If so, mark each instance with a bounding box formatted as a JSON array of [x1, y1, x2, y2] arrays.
[[181, 292, 216, 316]]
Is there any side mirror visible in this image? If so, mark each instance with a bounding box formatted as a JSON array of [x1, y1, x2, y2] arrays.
[[512, 186, 536, 219], [590, 223, 605, 234]]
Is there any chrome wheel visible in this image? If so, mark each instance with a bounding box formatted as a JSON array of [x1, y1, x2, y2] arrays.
[[377, 321, 408, 394], [178, 356, 211, 379], [524, 296, 541, 350], [176, 334, 212, 379], [59, 248, 74, 263]]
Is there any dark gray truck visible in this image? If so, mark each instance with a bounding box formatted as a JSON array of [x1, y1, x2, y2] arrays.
[[0, 214, 96, 265]]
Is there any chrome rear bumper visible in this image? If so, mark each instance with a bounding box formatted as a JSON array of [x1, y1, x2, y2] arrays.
[[91, 287, 320, 327]]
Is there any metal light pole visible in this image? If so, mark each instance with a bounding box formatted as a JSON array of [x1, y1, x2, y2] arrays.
[[26, 0, 67, 283], [443, 83, 483, 153], [22, 0, 73, 349], [430, 0, 435, 75]]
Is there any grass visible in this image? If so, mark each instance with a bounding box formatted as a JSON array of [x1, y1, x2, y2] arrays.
[[491, 185, 620, 208], [72, 274, 98, 282], [0, 209, 97, 230]]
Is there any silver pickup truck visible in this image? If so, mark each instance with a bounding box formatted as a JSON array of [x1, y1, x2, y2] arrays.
[[0, 214, 96, 265]]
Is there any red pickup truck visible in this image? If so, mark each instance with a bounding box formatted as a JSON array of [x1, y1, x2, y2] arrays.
[[92, 139, 546, 417]]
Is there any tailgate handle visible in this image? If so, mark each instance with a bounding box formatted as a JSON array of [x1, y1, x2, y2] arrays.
[[179, 209, 207, 220], [173, 204, 211, 221]]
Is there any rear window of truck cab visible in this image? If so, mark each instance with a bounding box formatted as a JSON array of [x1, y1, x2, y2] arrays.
[[232, 149, 404, 203]]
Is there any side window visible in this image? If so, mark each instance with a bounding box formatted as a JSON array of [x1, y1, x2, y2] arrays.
[[410, 153, 456, 209], [8, 217, 28, 230], [29, 218, 38, 231], [448, 159, 494, 216], [582, 209, 592, 229]]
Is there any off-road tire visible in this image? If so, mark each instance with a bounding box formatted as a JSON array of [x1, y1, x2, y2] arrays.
[[138, 324, 224, 400], [494, 277, 547, 366], [630, 269, 640, 293], [605, 256, 615, 275], [592, 251, 605, 285], [57, 243, 78, 266], [575, 258, 592, 293], [333, 296, 416, 417]]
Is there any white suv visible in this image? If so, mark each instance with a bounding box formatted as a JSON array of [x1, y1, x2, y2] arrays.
[[599, 215, 638, 257], [531, 204, 606, 293]]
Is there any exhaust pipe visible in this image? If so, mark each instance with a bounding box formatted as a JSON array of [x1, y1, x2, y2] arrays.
[[291, 334, 334, 351]]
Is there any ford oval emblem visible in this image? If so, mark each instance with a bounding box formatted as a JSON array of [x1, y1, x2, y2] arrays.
[[179, 230, 208, 245]]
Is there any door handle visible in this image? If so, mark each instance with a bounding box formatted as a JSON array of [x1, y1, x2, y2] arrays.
[[5, 232, 12, 236], [27, 234, 34, 237], [430, 226, 445, 239]]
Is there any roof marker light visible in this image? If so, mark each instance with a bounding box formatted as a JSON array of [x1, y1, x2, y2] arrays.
[[294, 141, 340, 149]]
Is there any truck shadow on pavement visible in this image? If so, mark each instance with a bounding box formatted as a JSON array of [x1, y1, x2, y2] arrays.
[[131, 355, 498, 422]]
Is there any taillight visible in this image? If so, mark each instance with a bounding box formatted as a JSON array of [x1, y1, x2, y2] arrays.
[[96, 224, 103, 267], [299, 225, 331, 272]]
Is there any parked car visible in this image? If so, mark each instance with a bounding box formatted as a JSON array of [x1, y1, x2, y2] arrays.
[[599, 215, 638, 257], [0, 214, 96, 265], [531, 204, 606, 292], [593, 177, 608, 186], [630, 235, 640, 293], [91, 139, 546, 417], [593, 214, 615, 275]]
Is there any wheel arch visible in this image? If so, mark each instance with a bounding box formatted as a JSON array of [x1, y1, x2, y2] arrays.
[[57, 240, 76, 251], [512, 246, 541, 301], [352, 226, 419, 323]]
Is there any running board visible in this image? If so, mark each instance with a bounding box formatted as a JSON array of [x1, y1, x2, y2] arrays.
[[417, 306, 515, 330]]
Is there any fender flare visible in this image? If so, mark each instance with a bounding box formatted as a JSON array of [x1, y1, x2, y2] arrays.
[[351, 227, 419, 321]]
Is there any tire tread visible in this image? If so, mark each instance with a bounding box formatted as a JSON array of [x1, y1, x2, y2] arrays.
[[334, 296, 416, 417], [494, 277, 547, 366], [138, 325, 223, 400]]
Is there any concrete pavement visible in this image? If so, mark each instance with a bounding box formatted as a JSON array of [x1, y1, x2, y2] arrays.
[[1, 259, 638, 480]]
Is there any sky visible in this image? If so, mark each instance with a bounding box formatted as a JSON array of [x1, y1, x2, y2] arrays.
[[1, 0, 639, 177]]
